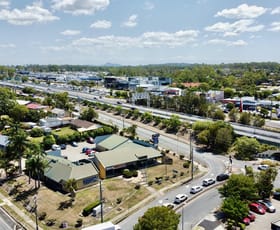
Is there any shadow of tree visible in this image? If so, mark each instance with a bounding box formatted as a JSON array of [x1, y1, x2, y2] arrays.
[[15, 188, 37, 201], [58, 199, 73, 210]]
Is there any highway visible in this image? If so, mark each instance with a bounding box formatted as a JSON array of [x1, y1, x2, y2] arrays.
[[2, 81, 277, 146], [0, 207, 19, 230]]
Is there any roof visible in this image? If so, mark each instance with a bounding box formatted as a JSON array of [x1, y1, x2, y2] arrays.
[[70, 119, 95, 129], [26, 103, 47, 110], [95, 134, 129, 150], [16, 99, 30, 105], [82, 222, 117, 230], [0, 135, 9, 147], [44, 155, 98, 183], [95, 141, 162, 168], [51, 108, 65, 115]]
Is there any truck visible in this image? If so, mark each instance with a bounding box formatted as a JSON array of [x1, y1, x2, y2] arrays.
[[271, 220, 280, 230], [82, 221, 121, 230]]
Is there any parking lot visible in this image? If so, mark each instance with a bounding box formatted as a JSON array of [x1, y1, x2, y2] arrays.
[[248, 198, 280, 230], [60, 141, 96, 162]]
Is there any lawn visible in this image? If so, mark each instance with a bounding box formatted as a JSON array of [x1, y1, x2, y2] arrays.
[[51, 126, 76, 136]]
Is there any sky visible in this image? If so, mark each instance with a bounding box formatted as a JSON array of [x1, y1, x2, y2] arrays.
[[0, 0, 280, 66]]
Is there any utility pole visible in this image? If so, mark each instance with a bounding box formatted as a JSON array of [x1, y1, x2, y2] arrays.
[[99, 180, 104, 223], [189, 130, 194, 180]]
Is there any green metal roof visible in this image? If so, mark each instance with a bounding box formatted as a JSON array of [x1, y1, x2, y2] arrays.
[[96, 134, 129, 150], [95, 141, 162, 168]]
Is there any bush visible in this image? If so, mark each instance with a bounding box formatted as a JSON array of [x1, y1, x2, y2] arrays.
[[148, 180, 153, 186], [82, 200, 101, 216], [183, 161, 190, 168], [122, 169, 132, 178], [38, 211, 47, 220], [179, 155, 185, 160], [116, 197, 122, 204], [135, 184, 141, 190], [132, 170, 138, 177], [75, 218, 83, 227], [30, 127, 44, 137], [180, 172, 184, 176]]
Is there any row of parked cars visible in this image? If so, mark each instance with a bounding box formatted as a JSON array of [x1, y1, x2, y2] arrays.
[[167, 173, 230, 207]]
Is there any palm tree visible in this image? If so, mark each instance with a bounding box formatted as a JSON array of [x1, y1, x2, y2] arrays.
[[64, 178, 77, 202], [7, 123, 29, 174], [25, 144, 47, 189]]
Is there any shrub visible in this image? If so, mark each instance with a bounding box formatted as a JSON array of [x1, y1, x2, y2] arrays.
[[82, 200, 101, 216], [132, 170, 138, 177], [135, 184, 141, 190], [75, 218, 83, 227], [122, 169, 132, 178], [116, 197, 122, 204], [180, 172, 184, 176], [148, 180, 153, 186], [38, 211, 47, 220], [183, 161, 190, 168], [179, 155, 185, 160], [30, 127, 43, 137]]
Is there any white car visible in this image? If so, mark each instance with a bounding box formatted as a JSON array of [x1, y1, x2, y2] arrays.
[[257, 164, 269, 170], [174, 194, 188, 204], [51, 144, 61, 151], [202, 178, 216, 186], [190, 186, 203, 194], [162, 202, 175, 209]]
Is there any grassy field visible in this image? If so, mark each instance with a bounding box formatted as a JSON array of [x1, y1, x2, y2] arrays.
[[51, 126, 76, 136], [0, 150, 202, 229]]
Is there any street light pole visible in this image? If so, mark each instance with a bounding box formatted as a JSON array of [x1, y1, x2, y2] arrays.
[[99, 179, 104, 223], [189, 130, 194, 180]]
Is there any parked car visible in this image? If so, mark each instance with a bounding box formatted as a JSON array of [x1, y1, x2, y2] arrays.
[[162, 202, 175, 209], [257, 164, 269, 170], [258, 199, 276, 213], [273, 192, 280, 201], [87, 137, 94, 144], [190, 186, 203, 194], [82, 147, 90, 153], [60, 144, 66, 150], [242, 216, 251, 226], [202, 178, 215, 186], [216, 173, 229, 181], [52, 144, 61, 151], [247, 212, 256, 222], [71, 141, 78, 147], [249, 202, 266, 214], [174, 194, 188, 204]]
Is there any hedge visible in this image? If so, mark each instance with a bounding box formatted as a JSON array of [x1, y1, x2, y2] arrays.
[[82, 200, 101, 216]]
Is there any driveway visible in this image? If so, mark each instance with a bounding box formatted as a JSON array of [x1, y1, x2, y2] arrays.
[[60, 141, 96, 162]]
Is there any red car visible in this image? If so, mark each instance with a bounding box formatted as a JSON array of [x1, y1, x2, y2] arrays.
[[242, 217, 251, 225], [249, 202, 266, 215], [247, 212, 256, 221]]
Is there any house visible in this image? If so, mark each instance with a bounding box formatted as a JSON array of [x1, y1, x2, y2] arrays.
[[51, 108, 65, 118], [44, 155, 99, 192], [26, 103, 48, 110], [39, 117, 71, 128], [70, 119, 100, 132], [93, 135, 162, 179], [0, 135, 9, 150]]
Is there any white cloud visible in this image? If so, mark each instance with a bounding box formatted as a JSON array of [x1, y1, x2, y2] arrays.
[[144, 1, 154, 10], [61, 30, 81, 36], [269, 22, 280, 32], [71, 29, 199, 49], [0, 2, 59, 25], [122, 14, 138, 28], [206, 39, 247, 46], [0, 0, 9, 8], [51, 0, 110, 15], [215, 4, 267, 19], [271, 7, 280, 15], [0, 43, 15, 48], [205, 19, 264, 36], [90, 20, 111, 29]]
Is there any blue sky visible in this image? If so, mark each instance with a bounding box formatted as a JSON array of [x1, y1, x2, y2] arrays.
[[0, 0, 279, 66]]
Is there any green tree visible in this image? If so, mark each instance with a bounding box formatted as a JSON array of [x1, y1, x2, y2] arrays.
[[228, 108, 238, 122], [233, 136, 260, 160], [166, 115, 181, 133], [256, 167, 278, 199], [64, 178, 78, 202], [134, 206, 180, 230], [80, 107, 98, 122], [42, 134, 56, 150], [221, 197, 249, 227], [7, 124, 29, 174], [25, 144, 47, 188], [218, 174, 258, 201], [239, 112, 251, 125], [214, 127, 233, 153]]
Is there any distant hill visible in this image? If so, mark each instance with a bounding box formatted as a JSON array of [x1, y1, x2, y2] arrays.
[[103, 63, 121, 67]]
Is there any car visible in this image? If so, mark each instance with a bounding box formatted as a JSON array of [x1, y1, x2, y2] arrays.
[[257, 164, 269, 170], [88, 152, 96, 157], [190, 186, 203, 194], [257, 199, 276, 213], [52, 144, 61, 151], [87, 137, 94, 144], [273, 192, 280, 200], [202, 178, 215, 186], [60, 144, 66, 150], [174, 194, 188, 204], [247, 212, 256, 222], [249, 202, 266, 215], [71, 141, 78, 147], [82, 147, 90, 153], [162, 203, 175, 209], [242, 216, 251, 226], [216, 173, 229, 181]]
